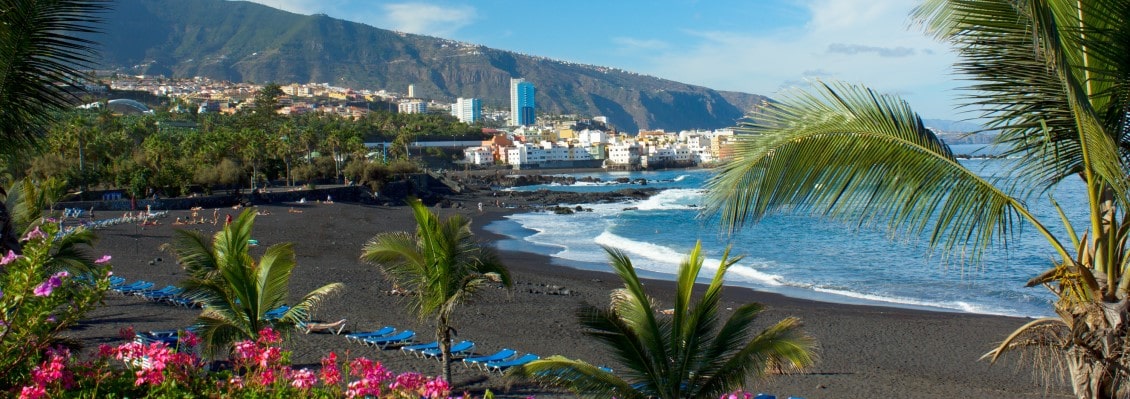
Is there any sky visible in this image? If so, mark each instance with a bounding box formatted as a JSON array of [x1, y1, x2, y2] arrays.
[[242, 0, 964, 120]]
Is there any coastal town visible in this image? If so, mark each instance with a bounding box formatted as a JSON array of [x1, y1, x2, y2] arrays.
[[105, 74, 741, 171]]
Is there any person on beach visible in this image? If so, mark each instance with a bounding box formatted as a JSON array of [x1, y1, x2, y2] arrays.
[[478, 202, 483, 213]]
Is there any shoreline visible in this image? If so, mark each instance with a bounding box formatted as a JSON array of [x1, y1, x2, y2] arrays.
[[66, 200, 1073, 398]]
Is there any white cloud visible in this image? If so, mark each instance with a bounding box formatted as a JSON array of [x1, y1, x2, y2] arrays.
[[380, 3, 476, 37], [636, 0, 960, 119]]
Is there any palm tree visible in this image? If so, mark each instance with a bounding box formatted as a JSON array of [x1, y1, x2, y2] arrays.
[[0, 0, 106, 254], [175, 209, 343, 357], [510, 243, 815, 399], [360, 198, 512, 386], [4, 178, 99, 275], [706, 2, 1130, 398]]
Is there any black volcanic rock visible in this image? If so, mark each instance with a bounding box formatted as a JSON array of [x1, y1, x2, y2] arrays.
[[90, 0, 769, 132]]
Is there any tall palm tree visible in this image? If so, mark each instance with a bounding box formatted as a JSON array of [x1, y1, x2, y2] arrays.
[[706, 2, 1130, 398], [511, 243, 815, 399], [0, 0, 107, 254], [360, 198, 512, 386], [175, 209, 343, 357]]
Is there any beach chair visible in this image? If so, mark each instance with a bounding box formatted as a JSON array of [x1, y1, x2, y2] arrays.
[[114, 281, 154, 294], [401, 341, 439, 357], [420, 340, 475, 360], [108, 276, 126, 287], [264, 305, 290, 321], [137, 285, 182, 300], [484, 353, 539, 374], [164, 295, 201, 308], [345, 326, 396, 343], [363, 330, 415, 349], [297, 319, 347, 334], [753, 395, 775, 399], [462, 348, 516, 370]]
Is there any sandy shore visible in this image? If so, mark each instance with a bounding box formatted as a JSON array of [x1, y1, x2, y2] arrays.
[[67, 199, 1072, 398]]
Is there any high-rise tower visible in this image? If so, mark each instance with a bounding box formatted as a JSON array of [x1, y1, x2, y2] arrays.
[[451, 98, 481, 123], [509, 78, 535, 126]]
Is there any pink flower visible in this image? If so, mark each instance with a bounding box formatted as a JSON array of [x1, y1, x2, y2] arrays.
[[320, 352, 341, 386], [391, 372, 426, 391], [18, 385, 45, 399], [33, 272, 68, 297], [0, 250, 19, 265], [22, 226, 45, 242], [291, 368, 317, 390], [422, 377, 450, 399], [228, 376, 244, 389], [179, 330, 199, 348], [257, 327, 280, 344], [94, 255, 112, 264]]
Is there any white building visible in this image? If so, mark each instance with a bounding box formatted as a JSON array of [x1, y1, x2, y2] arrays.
[[577, 129, 610, 146], [463, 146, 494, 166], [451, 97, 481, 123], [607, 142, 641, 166], [398, 100, 427, 114]]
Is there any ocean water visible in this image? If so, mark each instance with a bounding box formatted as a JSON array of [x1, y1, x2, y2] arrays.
[[484, 144, 1086, 318]]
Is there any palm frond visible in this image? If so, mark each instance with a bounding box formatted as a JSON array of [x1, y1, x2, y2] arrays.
[[255, 243, 297, 314], [601, 247, 668, 380], [0, 0, 108, 153], [283, 282, 344, 324], [172, 229, 219, 279], [576, 304, 664, 393], [913, 0, 1130, 198], [512, 356, 646, 399], [982, 317, 1068, 363], [706, 81, 1071, 264]]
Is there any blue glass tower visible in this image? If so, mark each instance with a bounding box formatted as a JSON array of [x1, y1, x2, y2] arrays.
[[510, 78, 536, 126]]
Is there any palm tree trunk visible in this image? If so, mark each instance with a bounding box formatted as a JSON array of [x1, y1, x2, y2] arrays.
[[1064, 301, 1129, 399], [0, 200, 20, 254], [439, 316, 453, 386]]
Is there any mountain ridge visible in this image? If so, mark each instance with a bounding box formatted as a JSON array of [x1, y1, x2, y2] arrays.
[[88, 0, 769, 132]]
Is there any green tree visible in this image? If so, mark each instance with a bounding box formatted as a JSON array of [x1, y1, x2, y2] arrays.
[[706, 2, 1130, 398], [0, 0, 106, 253], [175, 210, 343, 357], [512, 243, 815, 399], [360, 198, 512, 386]]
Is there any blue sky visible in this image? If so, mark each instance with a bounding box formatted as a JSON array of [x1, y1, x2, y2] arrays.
[[244, 0, 963, 120]]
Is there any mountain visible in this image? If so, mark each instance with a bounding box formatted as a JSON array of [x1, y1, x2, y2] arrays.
[[88, 0, 769, 133]]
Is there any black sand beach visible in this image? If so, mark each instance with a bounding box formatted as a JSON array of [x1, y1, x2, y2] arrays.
[[66, 199, 1072, 398]]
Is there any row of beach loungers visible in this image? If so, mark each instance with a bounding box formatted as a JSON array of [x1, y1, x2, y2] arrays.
[[343, 326, 539, 374], [109, 276, 200, 308], [60, 211, 170, 235]]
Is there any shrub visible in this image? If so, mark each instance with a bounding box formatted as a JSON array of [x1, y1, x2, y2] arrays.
[[13, 326, 454, 398], [0, 222, 111, 389]]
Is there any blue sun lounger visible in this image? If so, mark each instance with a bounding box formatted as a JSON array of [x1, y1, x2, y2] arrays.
[[421, 340, 475, 359], [363, 330, 415, 349], [137, 285, 183, 300], [345, 326, 396, 343], [114, 281, 154, 294], [485, 353, 539, 374], [463, 348, 516, 370], [401, 341, 439, 357], [264, 305, 290, 321]]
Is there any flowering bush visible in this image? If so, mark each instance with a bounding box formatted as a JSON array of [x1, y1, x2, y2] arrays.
[[0, 222, 110, 388], [13, 326, 458, 398]]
